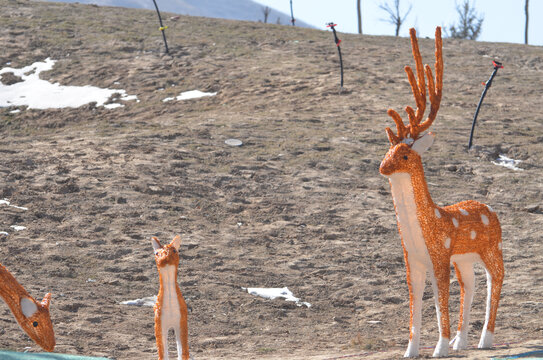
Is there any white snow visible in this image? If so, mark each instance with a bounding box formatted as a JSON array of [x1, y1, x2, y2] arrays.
[[103, 103, 124, 109], [0, 231, 8, 236], [0, 198, 28, 210], [10, 109, 20, 114], [120, 296, 157, 307], [10, 225, 26, 231], [0, 58, 138, 109], [492, 154, 523, 171], [176, 90, 216, 101], [162, 90, 216, 103], [244, 287, 311, 308]]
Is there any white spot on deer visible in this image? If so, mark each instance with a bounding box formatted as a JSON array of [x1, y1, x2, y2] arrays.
[[459, 208, 469, 216], [498, 242, 502, 250], [452, 218, 459, 228], [470, 230, 476, 240], [434, 208, 442, 218], [486, 205, 495, 213], [444, 237, 451, 249], [481, 214, 489, 225]]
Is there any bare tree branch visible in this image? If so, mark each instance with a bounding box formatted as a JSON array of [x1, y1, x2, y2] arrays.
[[448, 0, 484, 40], [379, 0, 412, 37]]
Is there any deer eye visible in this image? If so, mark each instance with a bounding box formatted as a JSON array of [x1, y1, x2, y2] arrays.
[[403, 155, 408, 160], [172, 249, 177, 253], [33, 321, 38, 327]]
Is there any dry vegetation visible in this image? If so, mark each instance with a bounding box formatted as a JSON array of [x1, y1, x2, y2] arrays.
[[0, 0, 542, 359]]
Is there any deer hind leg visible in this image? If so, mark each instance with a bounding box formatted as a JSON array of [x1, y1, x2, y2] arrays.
[[451, 261, 475, 350], [404, 260, 426, 358], [429, 264, 451, 357], [478, 250, 504, 349]]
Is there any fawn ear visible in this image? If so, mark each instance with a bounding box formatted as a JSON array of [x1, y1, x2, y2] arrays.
[[151, 237, 162, 252], [412, 132, 435, 155], [171, 235, 182, 251]]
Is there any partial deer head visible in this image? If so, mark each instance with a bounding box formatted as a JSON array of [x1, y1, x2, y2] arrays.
[[380, 27, 443, 177], [151, 235, 182, 268], [19, 293, 55, 352]]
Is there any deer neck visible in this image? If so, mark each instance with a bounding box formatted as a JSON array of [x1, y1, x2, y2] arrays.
[[388, 165, 436, 260], [0, 263, 34, 319]]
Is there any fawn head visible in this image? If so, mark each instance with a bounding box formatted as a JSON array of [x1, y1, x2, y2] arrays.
[[20, 293, 55, 352], [151, 235, 181, 268], [380, 27, 443, 178]]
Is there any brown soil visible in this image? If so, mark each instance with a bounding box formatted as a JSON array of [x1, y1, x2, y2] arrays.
[[0, 1, 542, 359]]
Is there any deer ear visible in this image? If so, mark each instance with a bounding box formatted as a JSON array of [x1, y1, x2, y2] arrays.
[[171, 235, 181, 250], [151, 237, 162, 252], [21, 297, 38, 317], [412, 132, 435, 155], [41, 293, 52, 310]]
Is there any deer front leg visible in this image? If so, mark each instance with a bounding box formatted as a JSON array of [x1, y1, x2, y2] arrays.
[[175, 303, 189, 360], [429, 264, 451, 357], [155, 310, 170, 360], [404, 260, 426, 358], [451, 261, 475, 350]]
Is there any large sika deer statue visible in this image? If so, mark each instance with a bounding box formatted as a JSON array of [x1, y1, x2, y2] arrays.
[[152, 235, 190, 360], [0, 263, 55, 351], [379, 27, 504, 357]]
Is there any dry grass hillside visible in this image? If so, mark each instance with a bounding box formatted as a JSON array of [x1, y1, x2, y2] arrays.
[[0, 0, 542, 359]]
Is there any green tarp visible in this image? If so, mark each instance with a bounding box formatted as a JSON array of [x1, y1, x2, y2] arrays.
[[492, 350, 543, 360], [0, 351, 111, 360]]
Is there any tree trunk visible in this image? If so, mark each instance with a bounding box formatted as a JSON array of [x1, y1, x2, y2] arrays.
[[357, 0, 362, 34], [525, 0, 529, 44]]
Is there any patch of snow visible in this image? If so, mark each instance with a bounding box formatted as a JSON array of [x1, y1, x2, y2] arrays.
[[120, 296, 157, 307], [10, 109, 20, 114], [0, 231, 8, 236], [162, 97, 174, 103], [104, 103, 124, 109], [244, 287, 311, 308], [10, 225, 26, 231], [176, 90, 216, 101], [0, 58, 138, 109], [1, 198, 28, 210], [121, 94, 138, 102], [492, 154, 523, 171]]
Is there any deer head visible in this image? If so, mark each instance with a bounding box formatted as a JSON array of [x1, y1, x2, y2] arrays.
[[151, 235, 182, 268], [380, 27, 443, 177], [19, 293, 55, 352]]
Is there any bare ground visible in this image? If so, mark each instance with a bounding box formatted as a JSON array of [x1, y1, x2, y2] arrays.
[[0, 1, 542, 359]]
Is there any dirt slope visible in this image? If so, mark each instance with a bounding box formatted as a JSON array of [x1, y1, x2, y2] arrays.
[[0, 1, 542, 359]]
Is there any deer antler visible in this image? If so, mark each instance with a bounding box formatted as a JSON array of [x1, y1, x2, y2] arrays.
[[386, 27, 443, 145]]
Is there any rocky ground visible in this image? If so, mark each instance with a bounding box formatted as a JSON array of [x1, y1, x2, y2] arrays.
[[0, 1, 542, 359]]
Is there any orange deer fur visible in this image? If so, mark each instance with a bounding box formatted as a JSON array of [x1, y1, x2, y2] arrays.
[[379, 27, 504, 357], [0, 263, 55, 351], [152, 235, 189, 360]]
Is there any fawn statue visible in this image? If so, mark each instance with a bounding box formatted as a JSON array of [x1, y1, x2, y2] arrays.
[[152, 235, 190, 360]]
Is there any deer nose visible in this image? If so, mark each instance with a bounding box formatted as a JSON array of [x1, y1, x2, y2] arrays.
[[379, 159, 392, 176]]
